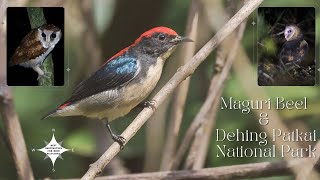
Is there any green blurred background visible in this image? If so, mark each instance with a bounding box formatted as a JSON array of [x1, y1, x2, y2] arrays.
[[1, 0, 320, 179]]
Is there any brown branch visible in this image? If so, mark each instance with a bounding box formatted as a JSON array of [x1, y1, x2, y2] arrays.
[[160, 0, 199, 171], [183, 50, 224, 170], [79, 158, 320, 180], [0, 88, 35, 180], [81, 0, 264, 179], [0, 3, 34, 178]]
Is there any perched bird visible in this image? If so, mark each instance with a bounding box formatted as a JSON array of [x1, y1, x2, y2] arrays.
[[9, 24, 62, 79], [278, 25, 308, 70], [44, 27, 192, 147]]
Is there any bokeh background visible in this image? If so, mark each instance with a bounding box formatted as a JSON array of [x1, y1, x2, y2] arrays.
[[1, 0, 320, 179]]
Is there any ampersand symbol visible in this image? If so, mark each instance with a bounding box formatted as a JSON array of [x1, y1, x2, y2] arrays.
[[259, 112, 269, 125]]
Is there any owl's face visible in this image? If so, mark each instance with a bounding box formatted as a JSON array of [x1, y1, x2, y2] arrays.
[[284, 25, 301, 41], [37, 24, 61, 48]]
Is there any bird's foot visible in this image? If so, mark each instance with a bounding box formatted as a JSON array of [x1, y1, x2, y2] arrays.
[[140, 100, 157, 111], [37, 72, 52, 80], [111, 134, 126, 149]]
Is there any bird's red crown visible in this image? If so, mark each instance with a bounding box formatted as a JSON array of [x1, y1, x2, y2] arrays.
[[134, 27, 177, 44], [104, 27, 178, 65]]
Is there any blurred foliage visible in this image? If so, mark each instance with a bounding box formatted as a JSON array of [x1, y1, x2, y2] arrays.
[[93, 0, 115, 35], [1, 0, 320, 179]]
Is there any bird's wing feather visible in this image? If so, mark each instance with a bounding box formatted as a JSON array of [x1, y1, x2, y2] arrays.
[[10, 29, 48, 65], [296, 40, 308, 62], [65, 56, 139, 104]]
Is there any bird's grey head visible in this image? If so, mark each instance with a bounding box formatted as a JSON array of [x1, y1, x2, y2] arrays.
[[38, 24, 62, 49]]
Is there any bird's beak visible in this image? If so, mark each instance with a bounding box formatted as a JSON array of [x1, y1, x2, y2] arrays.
[[171, 35, 194, 44]]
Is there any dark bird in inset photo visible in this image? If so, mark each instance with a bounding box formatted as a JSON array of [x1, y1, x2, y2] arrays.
[[278, 25, 309, 70], [9, 24, 62, 79], [43, 27, 192, 148]]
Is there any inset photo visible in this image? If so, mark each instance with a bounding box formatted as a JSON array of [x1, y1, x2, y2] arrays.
[[7, 7, 64, 86], [257, 7, 315, 86]]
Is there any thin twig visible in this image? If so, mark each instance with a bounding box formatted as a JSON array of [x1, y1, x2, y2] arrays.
[[70, 158, 320, 180], [184, 50, 225, 170], [184, 2, 247, 170], [173, 20, 248, 170], [160, 0, 199, 171], [81, 0, 264, 179]]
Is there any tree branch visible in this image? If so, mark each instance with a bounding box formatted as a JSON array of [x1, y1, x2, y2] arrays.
[[0, 3, 34, 179], [79, 158, 320, 180], [27, 7, 54, 86], [82, 0, 264, 179]]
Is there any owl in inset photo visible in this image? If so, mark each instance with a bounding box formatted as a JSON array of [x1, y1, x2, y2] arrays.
[[257, 7, 315, 86], [9, 24, 62, 80], [279, 25, 308, 70]]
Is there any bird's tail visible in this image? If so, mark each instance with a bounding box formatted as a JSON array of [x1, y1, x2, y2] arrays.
[[41, 102, 79, 120]]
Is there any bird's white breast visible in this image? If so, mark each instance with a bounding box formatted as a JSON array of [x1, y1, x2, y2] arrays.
[[104, 58, 164, 120], [122, 57, 164, 104], [20, 46, 55, 68]]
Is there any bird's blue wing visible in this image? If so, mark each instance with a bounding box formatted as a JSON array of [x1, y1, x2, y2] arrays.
[[66, 56, 138, 103]]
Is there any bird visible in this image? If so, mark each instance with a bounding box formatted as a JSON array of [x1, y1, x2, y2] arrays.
[[278, 25, 308, 70], [44, 27, 192, 148], [9, 24, 62, 80]]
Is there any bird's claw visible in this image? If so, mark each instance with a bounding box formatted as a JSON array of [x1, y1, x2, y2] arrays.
[[142, 100, 157, 111], [37, 72, 52, 80], [111, 134, 126, 149]]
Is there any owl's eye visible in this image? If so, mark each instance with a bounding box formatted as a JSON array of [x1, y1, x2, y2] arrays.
[[51, 33, 56, 39], [158, 34, 166, 41], [288, 29, 292, 33], [41, 32, 46, 38]]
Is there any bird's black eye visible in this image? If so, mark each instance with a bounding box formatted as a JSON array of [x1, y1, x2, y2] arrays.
[[288, 29, 292, 33], [41, 32, 46, 38], [158, 34, 166, 41], [51, 33, 56, 39]]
